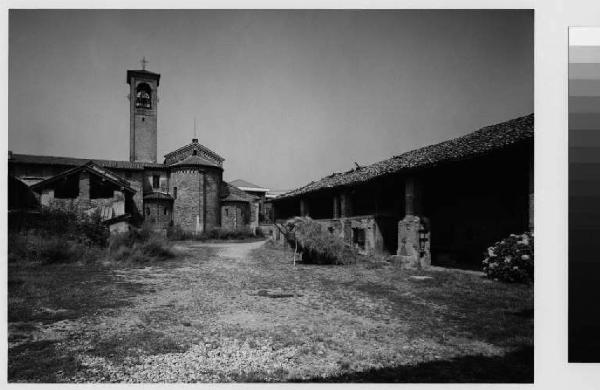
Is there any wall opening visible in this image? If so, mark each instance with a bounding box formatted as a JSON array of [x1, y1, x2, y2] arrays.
[[54, 176, 79, 199], [135, 83, 152, 109]]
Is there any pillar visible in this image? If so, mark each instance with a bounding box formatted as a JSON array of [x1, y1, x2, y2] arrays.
[[78, 171, 90, 200], [397, 176, 430, 269], [41, 188, 54, 207], [113, 190, 125, 216], [340, 191, 353, 217], [300, 198, 310, 217], [332, 195, 340, 219]]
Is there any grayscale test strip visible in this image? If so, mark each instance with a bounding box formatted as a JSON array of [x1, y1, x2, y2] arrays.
[[569, 27, 600, 363]]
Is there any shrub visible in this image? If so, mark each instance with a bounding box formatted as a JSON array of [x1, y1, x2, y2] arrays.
[[38, 238, 83, 264], [8, 233, 102, 264], [483, 232, 534, 283], [109, 225, 176, 263], [138, 237, 176, 260], [11, 207, 109, 248], [287, 217, 358, 265]]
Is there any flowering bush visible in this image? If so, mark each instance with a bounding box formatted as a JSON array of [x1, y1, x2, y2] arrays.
[[483, 232, 533, 283]]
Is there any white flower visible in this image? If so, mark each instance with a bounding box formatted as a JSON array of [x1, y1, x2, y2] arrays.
[[483, 258, 489, 264], [488, 248, 496, 257], [504, 256, 512, 263], [513, 266, 519, 270], [521, 254, 530, 260]]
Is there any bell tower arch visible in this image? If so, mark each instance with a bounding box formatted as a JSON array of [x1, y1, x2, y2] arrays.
[[127, 59, 160, 163]]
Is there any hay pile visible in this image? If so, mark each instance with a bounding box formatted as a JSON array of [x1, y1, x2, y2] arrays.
[[285, 217, 358, 265]]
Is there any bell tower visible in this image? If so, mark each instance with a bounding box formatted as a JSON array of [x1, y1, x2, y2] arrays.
[[127, 58, 160, 163]]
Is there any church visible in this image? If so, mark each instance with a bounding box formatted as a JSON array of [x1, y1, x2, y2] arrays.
[[8, 65, 260, 234]]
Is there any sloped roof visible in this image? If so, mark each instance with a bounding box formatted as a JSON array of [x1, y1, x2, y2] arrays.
[[9, 153, 165, 170], [276, 114, 533, 200], [170, 154, 222, 168], [221, 182, 260, 203], [164, 139, 225, 165], [30, 161, 136, 193], [229, 179, 269, 192]]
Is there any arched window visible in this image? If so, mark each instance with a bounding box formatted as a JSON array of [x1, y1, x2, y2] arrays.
[[135, 83, 152, 109]]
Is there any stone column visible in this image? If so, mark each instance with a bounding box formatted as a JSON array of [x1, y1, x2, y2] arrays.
[[397, 177, 430, 269], [332, 195, 340, 219], [79, 171, 90, 200], [340, 191, 353, 218], [113, 190, 125, 216], [300, 198, 310, 217], [41, 188, 54, 207], [528, 156, 534, 232]]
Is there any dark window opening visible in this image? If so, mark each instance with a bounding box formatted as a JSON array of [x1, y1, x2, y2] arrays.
[[225, 208, 229, 216], [152, 175, 160, 189], [352, 228, 366, 249], [90, 176, 115, 199], [163, 207, 168, 215], [54, 176, 79, 199], [192, 150, 198, 156], [135, 83, 152, 109]]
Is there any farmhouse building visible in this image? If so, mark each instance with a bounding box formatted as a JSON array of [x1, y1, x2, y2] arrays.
[[8, 65, 259, 233], [271, 114, 534, 269]]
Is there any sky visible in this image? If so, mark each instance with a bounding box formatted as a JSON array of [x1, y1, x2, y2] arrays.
[[9, 9, 533, 190]]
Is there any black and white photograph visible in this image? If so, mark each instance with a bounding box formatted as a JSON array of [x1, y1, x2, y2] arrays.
[[6, 8, 534, 384]]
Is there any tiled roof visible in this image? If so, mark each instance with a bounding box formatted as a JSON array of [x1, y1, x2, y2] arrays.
[[143, 192, 174, 201], [164, 139, 225, 164], [30, 161, 136, 193], [229, 179, 269, 191], [9, 153, 166, 170], [221, 182, 259, 203], [276, 114, 534, 200], [170, 154, 222, 168]]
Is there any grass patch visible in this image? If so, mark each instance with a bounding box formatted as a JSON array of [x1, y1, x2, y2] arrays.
[[9, 340, 84, 383], [8, 262, 145, 324], [89, 329, 190, 363]]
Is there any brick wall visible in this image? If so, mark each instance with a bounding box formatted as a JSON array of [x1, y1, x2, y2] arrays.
[[221, 203, 248, 230]]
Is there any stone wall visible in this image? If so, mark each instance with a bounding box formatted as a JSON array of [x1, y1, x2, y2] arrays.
[[143, 170, 169, 194], [144, 199, 172, 229], [171, 168, 202, 232], [312, 215, 387, 255], [221, 202, 248, 230], [42, 189, 126, 220], [204, 169, 222, 229]]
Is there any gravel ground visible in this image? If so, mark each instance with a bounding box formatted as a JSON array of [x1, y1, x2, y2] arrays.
[[8, 240, 533, 383]]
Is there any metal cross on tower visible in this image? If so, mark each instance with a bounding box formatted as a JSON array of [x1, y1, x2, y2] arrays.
[[140, 56, 149, 70]]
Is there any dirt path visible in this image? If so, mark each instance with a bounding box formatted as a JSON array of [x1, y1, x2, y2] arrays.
[[177, 240, 266, 259], [8, 242, 533, 383]]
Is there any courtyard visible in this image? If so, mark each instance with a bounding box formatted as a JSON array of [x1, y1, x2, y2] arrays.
[[8, 240, 533, 383]]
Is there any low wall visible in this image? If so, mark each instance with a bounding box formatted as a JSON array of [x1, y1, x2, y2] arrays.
[[273, 215, 394, 255]]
